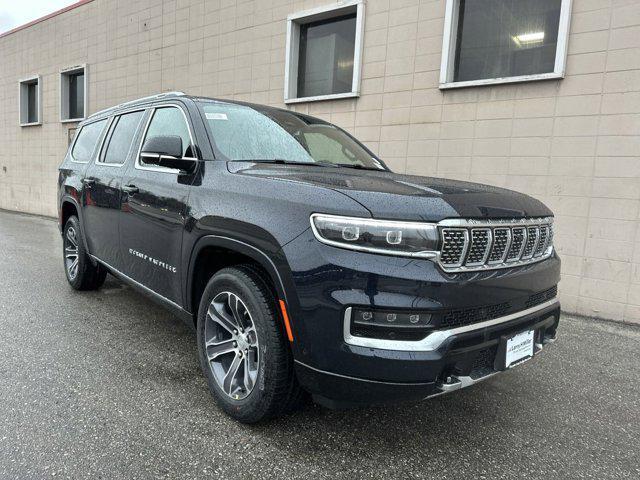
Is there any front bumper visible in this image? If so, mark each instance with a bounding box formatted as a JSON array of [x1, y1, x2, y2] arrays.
[[295, 301, 560, 408], [282, 229, 561, 406]]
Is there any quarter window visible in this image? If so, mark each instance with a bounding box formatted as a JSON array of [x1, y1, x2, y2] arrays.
[[440, 0, 572, 88], [140, 107, 192, 167], [101, 111, 145, 165], [285, 0, 365, 103], [71, 119, 107, 163]]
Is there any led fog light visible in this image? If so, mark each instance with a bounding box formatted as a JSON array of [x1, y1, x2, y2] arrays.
[[351, 307, 433, 341]]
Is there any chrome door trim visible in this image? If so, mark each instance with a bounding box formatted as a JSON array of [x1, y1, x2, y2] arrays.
[[90, 255, 184, 311]]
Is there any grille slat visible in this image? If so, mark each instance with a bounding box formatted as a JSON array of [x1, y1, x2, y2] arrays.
[[506, 227, 526, 261], [440, 228, 468, 266], [522, 226, 539, 260], [465, 228, 492, 266], [487, 228, 511, 264], [534, 225, 549, 257], [438, 218, 554, 272]]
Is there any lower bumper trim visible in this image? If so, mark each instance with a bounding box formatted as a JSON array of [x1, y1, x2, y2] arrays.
[[344, 298, 559, 352]]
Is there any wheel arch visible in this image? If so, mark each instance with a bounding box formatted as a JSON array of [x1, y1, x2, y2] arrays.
[[185, 235, 293, 322], [60, 195, 96, 266]]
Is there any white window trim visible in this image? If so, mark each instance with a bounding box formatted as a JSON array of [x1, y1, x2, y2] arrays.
[[284, 0, 365, 104], [19, 75, 42, 127], [439, 0, 573, 90], [60, 64, 88, 123]]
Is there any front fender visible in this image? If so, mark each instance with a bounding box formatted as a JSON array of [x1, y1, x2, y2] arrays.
[[183, 224, 308, 357]]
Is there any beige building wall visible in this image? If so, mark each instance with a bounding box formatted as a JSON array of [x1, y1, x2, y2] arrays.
[[0, 0, 639, 323]]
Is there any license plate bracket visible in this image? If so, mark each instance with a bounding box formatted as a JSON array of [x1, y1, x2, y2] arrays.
[[495, 330, 535, 370]]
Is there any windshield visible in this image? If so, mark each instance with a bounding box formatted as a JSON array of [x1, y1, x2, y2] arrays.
[[197, 101, 386, 170]]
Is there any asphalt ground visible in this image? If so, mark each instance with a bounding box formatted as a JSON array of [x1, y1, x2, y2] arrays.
[[0, 209, 638, 479]]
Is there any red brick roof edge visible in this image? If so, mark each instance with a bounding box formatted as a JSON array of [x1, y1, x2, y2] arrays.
[[0, 0, 95, 39]]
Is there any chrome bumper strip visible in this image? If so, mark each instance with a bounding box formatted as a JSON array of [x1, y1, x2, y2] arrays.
[[343, 298, 559, 352]]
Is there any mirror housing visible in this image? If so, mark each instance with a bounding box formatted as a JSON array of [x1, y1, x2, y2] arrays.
[[140, 135, 197, 172]]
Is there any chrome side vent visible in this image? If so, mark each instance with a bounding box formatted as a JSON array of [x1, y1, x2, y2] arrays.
[[437, 218, 554, 272]]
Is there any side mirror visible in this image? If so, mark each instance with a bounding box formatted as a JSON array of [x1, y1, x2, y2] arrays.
[[140, 135, 197, 172]]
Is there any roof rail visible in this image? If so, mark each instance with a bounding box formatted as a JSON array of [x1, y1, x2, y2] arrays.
[[88, 91, 186, 118]]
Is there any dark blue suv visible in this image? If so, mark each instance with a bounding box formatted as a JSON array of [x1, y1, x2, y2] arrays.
[[58, 92, 560, 422]]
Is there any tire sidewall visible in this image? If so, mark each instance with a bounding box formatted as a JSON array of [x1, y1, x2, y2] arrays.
[[63, 216, 86, 289], [197, 270, 280, 420]]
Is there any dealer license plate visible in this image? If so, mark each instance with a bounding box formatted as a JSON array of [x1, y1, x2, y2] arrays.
[[505, 330, 534, 368]]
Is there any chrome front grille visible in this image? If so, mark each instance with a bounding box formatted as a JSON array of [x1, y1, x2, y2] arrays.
[[438, 218, 554, 272]]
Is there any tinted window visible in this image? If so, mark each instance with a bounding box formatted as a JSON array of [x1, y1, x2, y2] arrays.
[[69, 72, 85, 119], [298, 14, 356, 98], [72, 120, 106, 162], [102, 111, 145, 164], [27, 82, 38, 123], [198, 102, 384, 170], [454, 0, 561, 82], [141, 107, 191, 164]]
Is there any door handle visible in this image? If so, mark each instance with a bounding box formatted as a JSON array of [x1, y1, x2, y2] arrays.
[[122, 184, 139, 195], [82, 177, 95, 186]]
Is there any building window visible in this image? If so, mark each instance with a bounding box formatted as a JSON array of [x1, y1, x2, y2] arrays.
[[19, 76, 41, 126], [439, 0, 572, 89], [285, 0, 365, 104], [60, 65, 87, 122]]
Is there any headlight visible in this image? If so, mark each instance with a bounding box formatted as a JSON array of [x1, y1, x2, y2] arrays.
[[310, 214, 439, 258]]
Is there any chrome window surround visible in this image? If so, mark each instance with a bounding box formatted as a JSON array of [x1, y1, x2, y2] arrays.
[[343, 298, 559, 352], [69, 117, 109, 164], [95, 108, 146, 168], [134, 103, 197, 174]]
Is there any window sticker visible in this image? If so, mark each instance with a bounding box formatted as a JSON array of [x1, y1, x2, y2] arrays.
[[206, 112, 228, 120]]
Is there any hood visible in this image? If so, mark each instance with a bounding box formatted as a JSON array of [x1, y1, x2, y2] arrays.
[[227, 163, 553, 222]]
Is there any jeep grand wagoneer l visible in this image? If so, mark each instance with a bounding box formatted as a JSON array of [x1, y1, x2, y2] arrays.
[[58, 92, 560, 422]]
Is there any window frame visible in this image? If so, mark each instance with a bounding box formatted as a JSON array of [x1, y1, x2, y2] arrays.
[[19, 75, 42, 127], [96, 108, 147, 168], [135, 104, 196, 174], [284, 0, 365, 104], [60, 64, 88, 122], [439, 0, 573, 90]]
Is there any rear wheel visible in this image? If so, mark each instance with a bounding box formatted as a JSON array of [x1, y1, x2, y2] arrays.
[[63, 216, 107, 290], [197, 265, 302, 423]]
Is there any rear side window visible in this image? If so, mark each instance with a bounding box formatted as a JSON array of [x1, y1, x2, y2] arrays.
[[101, 110, 145, 165], [71, 119, 106, 162]]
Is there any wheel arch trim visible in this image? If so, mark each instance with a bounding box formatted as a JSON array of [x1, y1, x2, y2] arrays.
[[185, 235, 291, 315], [59, 194, 96, 266]]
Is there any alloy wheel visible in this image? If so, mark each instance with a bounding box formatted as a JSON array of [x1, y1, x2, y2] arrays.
[[204, 291, 260, 400], [64, 226, 79, 280]]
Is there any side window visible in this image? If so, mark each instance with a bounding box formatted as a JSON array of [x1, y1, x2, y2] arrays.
[[101, 110, 145, 165], [140, 107, 191, 166], [71, 119, 107, 162]]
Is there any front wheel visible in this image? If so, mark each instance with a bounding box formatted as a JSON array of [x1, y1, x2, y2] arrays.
[[63, 216, 107, 290], [197, 265, 302, 423]]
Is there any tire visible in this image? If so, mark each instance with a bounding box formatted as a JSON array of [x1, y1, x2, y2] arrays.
[[197, 265, 302, 423], [63, 215, 107, 291]]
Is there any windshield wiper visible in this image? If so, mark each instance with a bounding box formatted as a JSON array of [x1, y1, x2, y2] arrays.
[[332, 163, 385, 171], [238, 159, 337, 167]]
